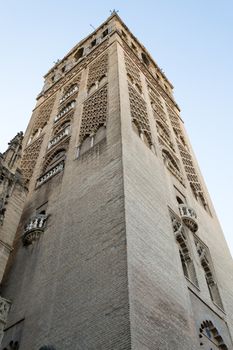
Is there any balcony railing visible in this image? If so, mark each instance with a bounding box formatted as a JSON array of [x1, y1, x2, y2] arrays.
[[59, 85, 78, 104], [179, 204, 198, 232], [54, 101, 75, 122], [36, 160, 64, 187], [22, 214, 47, 246], [48, 126, 70, 149]]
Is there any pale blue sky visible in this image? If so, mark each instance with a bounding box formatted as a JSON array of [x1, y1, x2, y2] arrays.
[[0, 1, 232, 256]]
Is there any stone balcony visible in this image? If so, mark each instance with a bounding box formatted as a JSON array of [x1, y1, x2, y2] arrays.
[[22, 214, 47, 246], [179, 204, 198, 232], [36, 160, 64, 187], [48, 126, 70, 150], [54, 101, 75, 122], [59, 85, 78, 104]]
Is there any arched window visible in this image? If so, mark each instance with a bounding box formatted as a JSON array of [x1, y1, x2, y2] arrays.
[[74, 47, 84, 61], [179, 250, 189, 279], [141, 52, 150, 66], [176, 196, 184, 205], [195, 239, 224, 310], [162, 149, 180, 172], [60, 84, 78, 104], [78, 124, 106, 157], [43, 148, 66, 173], [162, 148, 184, 185], [170, 213, 198, 286], [199, 320, 228, 349], [53, 120, 71, 136], [102, 28, 109, 38]]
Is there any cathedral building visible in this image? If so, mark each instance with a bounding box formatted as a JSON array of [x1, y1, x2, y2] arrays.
[[0, 12, 232, 349]]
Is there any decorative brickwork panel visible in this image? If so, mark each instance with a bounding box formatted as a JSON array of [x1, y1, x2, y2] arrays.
[[168, 109, 183, 138], [20, 136, 44, 182], [124, 53, 142, 90], [79, 85, 108, 144], [128, 83, 152, 145], [167, 107, 208, 208], [32, 97, 56, 135], [148, 85, 167, 124], [122, 42, 176, 110], [148, 84, 164, 109], [148, 84, 175, 152], [42, 39, 109, 100], [177, 141, 204, 195], [87, 52, 108, 90]]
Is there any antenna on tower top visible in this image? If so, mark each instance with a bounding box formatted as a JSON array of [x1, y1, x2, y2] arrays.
[[90, 24, 96, 31], [110, 9, 119, 15]]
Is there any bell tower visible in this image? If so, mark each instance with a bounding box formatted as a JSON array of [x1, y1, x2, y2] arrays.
[[1, 13, 233, 349]]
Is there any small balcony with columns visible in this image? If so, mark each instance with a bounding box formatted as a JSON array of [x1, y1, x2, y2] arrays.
[[22, 214, 47, 246], [47, 126, 71, 150], [179, 204, 198, 232]]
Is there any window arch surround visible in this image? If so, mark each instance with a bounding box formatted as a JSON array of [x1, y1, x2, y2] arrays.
[[162, 148, 180, 172], [53, 118, 71, 136], [43, 147, 66, 173]]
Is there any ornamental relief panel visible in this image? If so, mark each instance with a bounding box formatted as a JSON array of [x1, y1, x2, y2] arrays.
[[79, 85, 108, 144], [87, 52, 108, 91], [20, 136, 44, 183]]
